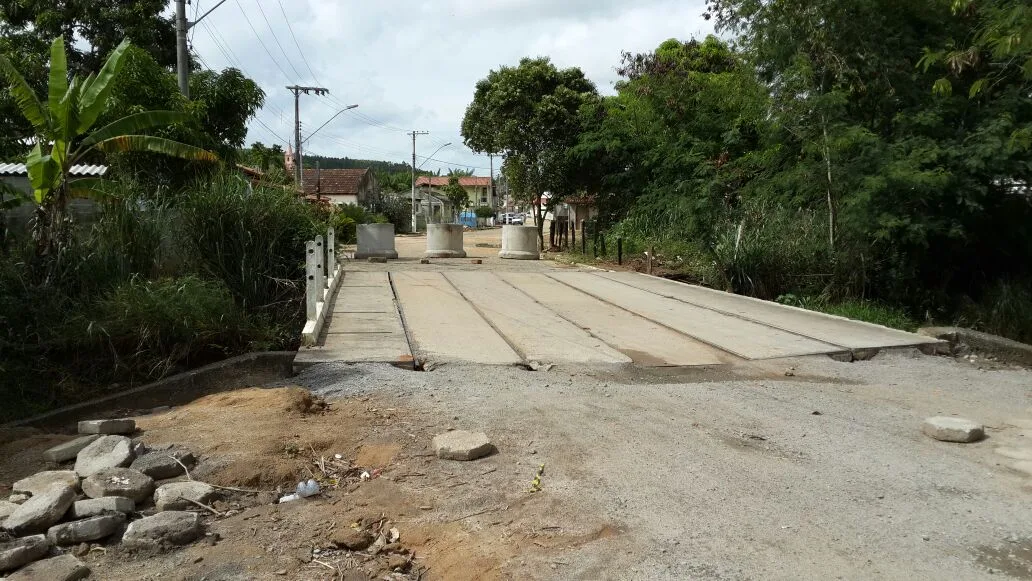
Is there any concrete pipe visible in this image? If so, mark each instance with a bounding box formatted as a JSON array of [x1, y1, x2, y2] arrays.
[[424, 223, 467, 258], [499, 225, 540, 260], [354, 223, 399, 259]]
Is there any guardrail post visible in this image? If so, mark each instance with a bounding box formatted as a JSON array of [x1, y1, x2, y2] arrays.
[[305, 241, 317, 320], [314, 235, 325, 294], [326, 227, 336, 275]]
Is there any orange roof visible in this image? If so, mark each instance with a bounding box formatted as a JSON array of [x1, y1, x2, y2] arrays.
[[302, 168, 369, 195], [415, 176, 491, 188]]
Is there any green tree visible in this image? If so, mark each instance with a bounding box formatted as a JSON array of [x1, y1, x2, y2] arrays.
[[462, 57, 597, 245], [0, 37, 216, 255], [442, 176, 469, 222]]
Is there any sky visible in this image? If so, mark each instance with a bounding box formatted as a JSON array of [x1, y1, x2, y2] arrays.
[[186, 0, 714, 176]]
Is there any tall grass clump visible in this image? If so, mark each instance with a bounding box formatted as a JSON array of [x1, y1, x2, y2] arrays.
[[177, 174, 320, 342], [709, 202, 832, 300]]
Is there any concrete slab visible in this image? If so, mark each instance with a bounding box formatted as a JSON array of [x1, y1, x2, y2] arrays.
[[597, 271, 937, 349], [340, 271, 389, 287], [324, 311, 405, 334], [391, 272, 522, 365], [499, 273, 733, 366], [548, 272, 843, 360], [445, 272, 631, 364], [333, 285, 396, 313]]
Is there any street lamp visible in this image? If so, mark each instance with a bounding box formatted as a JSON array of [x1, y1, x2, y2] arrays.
[[411, 142, 452, 231], [303, 104, 358, 145]]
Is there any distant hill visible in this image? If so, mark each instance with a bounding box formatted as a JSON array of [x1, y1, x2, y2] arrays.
[[302, 155, 411, 174]]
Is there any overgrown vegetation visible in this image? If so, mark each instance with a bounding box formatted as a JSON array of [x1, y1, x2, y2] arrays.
[[475, 1, 1032, 340], [0, 174, 325, 421]]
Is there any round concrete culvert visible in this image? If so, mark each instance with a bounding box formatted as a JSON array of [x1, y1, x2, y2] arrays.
[[424, 223, 466, 258]]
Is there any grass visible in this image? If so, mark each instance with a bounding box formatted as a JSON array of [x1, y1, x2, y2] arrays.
[[815, 299, 920, 331]]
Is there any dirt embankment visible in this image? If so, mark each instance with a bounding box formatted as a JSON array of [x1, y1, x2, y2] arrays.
[[1, 386, 619, 580]]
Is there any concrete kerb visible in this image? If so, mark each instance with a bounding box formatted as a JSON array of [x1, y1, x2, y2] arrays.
[[919, 326, 1032, 366], [2, 352, 296, 431], [302, 263, 343, 346]]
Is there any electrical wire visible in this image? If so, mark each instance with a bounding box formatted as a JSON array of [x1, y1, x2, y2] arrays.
[[276, 0, 321, 84], [252, 0, 305, 80], [233, 0, 296, 82]]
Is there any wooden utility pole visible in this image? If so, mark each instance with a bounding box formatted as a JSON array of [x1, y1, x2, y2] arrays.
[[287, 85, 330, 184]]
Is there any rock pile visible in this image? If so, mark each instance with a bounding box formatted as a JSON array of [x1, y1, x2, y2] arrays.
[[0, 418, 207, 578]]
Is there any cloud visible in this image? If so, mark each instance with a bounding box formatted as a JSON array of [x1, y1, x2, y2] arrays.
[[189, 0, 713, 175]]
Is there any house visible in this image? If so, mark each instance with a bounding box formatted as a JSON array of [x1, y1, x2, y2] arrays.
[[414, 176, 495, 208], [1, 163, 107, 231], [302, 168, 379, 206]]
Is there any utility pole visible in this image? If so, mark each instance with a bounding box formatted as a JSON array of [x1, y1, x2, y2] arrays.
[[408, 131, 429, 233], [175, 0, 189, 97], [488, 154, 495, 209], [175, 0, 229, 98], [287, 85, 330, 185]]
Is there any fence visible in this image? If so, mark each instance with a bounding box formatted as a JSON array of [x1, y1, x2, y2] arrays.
[[301, 227, 342, 346]]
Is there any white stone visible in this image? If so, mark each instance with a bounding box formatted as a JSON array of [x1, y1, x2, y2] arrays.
[[81, 468, 154, 503], [42, 435, 100, 463], [70, 496, 135, 519], [13, 471, 80, 496], [2, 485, 77, 535], [77, 418, 135, 435], [922, 416, 985, 443], [130, 449, 195, 480], [6, 554, 90, 581], [0, 535, 50, 574], [7, 493, 29, 504], [121, 511, 203, 549], [432, 430, 494, 461], [74, 435, 134, 477], [154, 481, 216, 511], [355, 223, 399, 259], [499, 225, 540, 260], [46, 513, 126, 546], [424, 223, 467, 258], [0, 500, 19, 519]]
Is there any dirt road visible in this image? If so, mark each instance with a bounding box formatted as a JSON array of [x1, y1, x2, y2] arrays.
[[292, 350, 1032, 580]]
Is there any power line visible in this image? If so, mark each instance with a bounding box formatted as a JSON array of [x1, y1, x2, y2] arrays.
[[253, 116, 292, 147], [253, 0, 304, 80], [276, 0, 321, 84], [233, 0, 295, 82], [416, 155, 491, 171], [198, 22, 288, 121]]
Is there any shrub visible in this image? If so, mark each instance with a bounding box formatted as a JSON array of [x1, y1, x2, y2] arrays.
[[177, 173, 319, 326], [71, 275, 255, 379]]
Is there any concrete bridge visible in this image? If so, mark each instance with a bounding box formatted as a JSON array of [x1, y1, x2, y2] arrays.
[[294, 230, 940, 370]]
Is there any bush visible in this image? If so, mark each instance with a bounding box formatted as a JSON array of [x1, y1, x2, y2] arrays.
[[364, 193, 411, 233], [707, 203, 833, 300], [72, 276, 255, 378], [177, 173, 319, 326]]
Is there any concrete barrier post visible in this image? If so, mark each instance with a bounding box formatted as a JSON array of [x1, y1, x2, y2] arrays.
[[315, 235, 326, 293], [499, 225, 540, 260], [305, 241, 317, 320], [326, 227, 336, 274], [424, 223, 467, 258], [355, 223, 399, 259]]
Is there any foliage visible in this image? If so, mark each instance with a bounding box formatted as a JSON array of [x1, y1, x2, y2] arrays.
[[474, 205, 495, 219], [0, 37, 217, 258], [177, 173, 319, 330], [307, 154, 412, 174], [76, 275, 255, 379], [462, 57, 598, 243], [0, 170, 326, 420], [442, 176, 469, 221]]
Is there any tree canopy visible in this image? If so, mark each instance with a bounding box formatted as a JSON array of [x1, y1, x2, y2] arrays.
[[462, 57, 598, 242]]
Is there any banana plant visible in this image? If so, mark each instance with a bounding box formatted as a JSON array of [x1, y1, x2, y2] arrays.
[[0, 37, 218, 211]]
